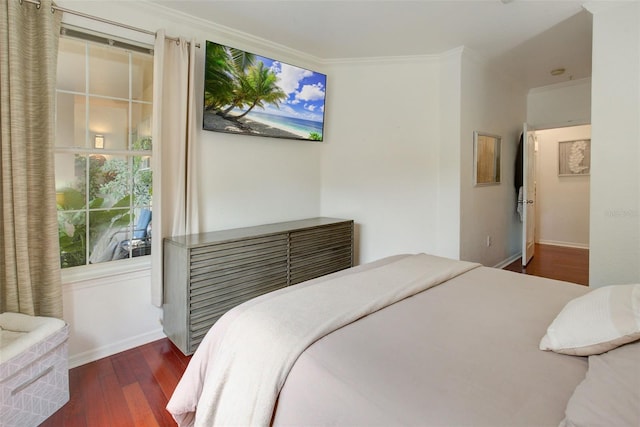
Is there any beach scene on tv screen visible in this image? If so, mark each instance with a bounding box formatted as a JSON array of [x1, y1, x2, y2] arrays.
[[203, 41, 326, 141]]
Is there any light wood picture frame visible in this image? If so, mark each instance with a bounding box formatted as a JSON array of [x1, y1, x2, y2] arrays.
[[474, 131, 501, 186], [558, 139, 590, 176]]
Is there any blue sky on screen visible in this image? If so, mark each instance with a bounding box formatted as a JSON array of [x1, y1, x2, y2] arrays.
[[257, 56, 326, 123]]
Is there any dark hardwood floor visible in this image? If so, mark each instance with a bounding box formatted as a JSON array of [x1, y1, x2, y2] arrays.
[[40, 243, 588, 426], [40, 338, 191, 427], [503, 243, 589, 286]]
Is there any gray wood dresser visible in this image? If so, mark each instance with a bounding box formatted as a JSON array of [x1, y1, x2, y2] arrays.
[[162, 217, 354, 355]]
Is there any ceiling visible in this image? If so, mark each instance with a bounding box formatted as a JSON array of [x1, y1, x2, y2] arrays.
[[150, 0, 593, 90]]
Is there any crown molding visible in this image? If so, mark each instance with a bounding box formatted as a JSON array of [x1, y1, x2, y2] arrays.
[[322, 53, 441, 66], [137, 0, 325, 65], [56, 2, 502, 71]]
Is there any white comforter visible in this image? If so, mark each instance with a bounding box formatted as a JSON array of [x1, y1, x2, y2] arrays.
[[166, 254, 480, 427]]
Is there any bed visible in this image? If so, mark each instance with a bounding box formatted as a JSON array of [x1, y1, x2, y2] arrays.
[[166, 253, 640, 427]]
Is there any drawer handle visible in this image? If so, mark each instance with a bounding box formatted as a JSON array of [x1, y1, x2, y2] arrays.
[[11, 366, 54, 396]]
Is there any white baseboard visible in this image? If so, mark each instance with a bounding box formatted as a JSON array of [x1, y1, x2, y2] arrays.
[[537, 240, 589, 250], [68, 328, 166, 369], [493, 253, 522, 269]]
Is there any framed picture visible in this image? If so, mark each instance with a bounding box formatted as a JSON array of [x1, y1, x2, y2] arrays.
[[558, 139, 590, 176], [473, 131, 501, 186]]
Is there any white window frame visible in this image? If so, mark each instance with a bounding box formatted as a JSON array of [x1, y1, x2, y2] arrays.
[[55, 27, 154, 279]]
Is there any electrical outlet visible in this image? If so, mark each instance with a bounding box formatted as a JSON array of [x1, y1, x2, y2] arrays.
[[486, 235, 492, 247]]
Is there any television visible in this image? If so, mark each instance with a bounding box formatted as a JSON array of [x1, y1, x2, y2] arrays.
[[203, 40, 327, 142]]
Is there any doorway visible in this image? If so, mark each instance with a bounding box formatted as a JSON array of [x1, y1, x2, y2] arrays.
[[534, 124, 591, 250], [510, 124, 591, 285]]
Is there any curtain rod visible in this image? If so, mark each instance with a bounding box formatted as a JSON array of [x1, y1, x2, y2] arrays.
[[20, 0, 200, 48]]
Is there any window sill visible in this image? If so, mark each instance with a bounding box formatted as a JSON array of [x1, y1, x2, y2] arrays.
[[62, 256, 151, 288]]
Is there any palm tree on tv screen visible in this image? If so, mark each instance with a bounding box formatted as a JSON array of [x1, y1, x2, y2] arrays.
[[204, 42, 256, 112], [226, 62, 287, 119], [205, 42, 287, 120], [203, 43, 234, 111]]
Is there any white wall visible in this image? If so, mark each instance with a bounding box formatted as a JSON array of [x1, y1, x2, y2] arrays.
[[320, 57, 441, 264], [527, 78, 591, 129], [587, 2, 640, 287], [321, 47, 528, 268], [436, 49, 463, 260], [459, 50, 527, 267], [62, 264, 161, 367], [535, 125, 591, 249]]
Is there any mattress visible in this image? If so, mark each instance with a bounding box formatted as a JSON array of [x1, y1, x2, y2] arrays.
[[167, 254, 591, 426], [273, 266, 589, 426]]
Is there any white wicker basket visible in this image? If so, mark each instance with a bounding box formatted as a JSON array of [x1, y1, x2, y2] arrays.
[[0, 313, 69, 427]]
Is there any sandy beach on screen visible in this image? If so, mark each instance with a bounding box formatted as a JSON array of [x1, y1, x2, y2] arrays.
[[203, 111, 307, 139]]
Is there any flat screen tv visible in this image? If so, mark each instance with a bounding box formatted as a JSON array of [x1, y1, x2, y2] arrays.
[[203, 40, 327, 142]]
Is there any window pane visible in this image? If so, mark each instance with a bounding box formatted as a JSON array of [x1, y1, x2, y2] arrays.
[[88, 207, 152, 261], [88, 208, 131, 263], [131, 102, 153, 150], [56, 93, 87, 148], [133, 155, 152, 207], [57, 38, 86, 92], [92, 207, 153, 262], [55, 153, 86, 210], [89, 44, 129, 99], [132, 53, 153, 102], [89, 97, 129, 150], [89, 154, 131, 208], [129, 207, 152, 258], [58, 210, 86, 268]]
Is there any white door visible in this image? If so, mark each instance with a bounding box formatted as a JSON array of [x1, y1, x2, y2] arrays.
[[522, 124, 536, 266]]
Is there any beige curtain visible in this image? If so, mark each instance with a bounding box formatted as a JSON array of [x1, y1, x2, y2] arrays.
[[151, 30, 199, 307], [0, 0, 63, 318]]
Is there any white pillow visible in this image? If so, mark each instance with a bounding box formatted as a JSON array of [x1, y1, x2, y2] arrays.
[[540, 284, 640, 356]]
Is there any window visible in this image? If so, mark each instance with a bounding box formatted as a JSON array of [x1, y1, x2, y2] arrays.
[[55, 31, 153, 269]]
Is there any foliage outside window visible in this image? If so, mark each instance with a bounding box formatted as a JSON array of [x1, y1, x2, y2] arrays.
[[55, 34, 153, 269]]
